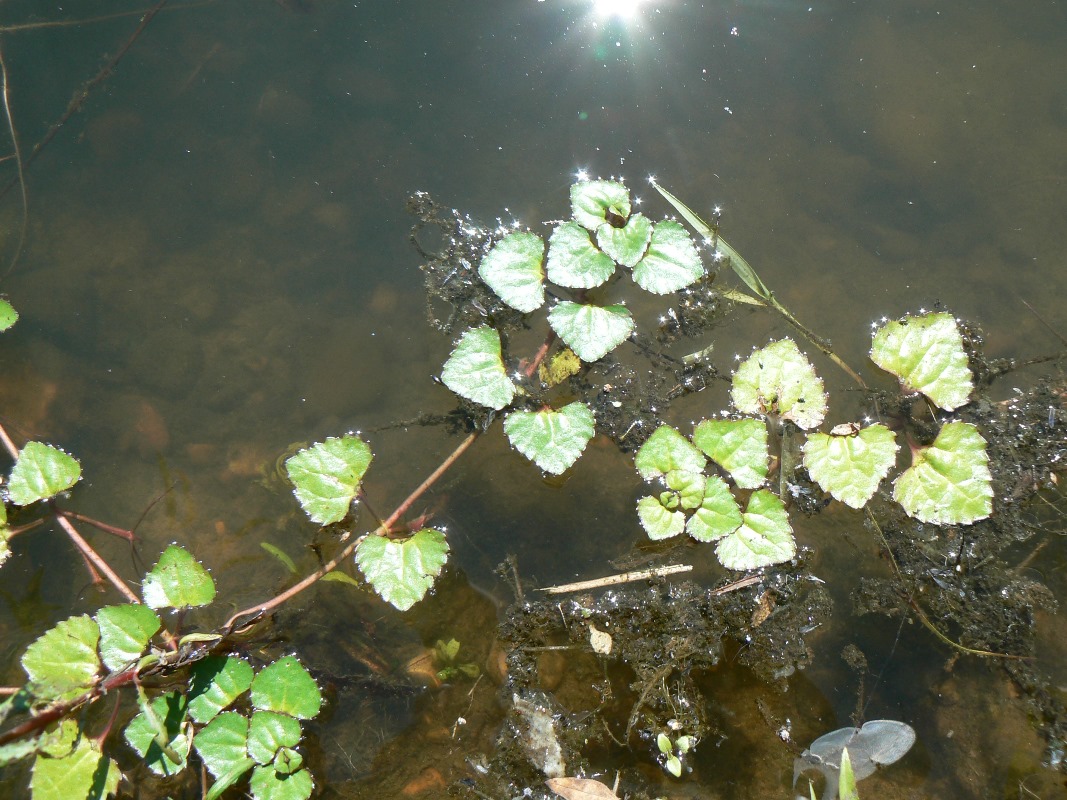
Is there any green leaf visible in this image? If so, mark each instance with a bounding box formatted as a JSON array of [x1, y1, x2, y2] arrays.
[[0, 298, 17, 331], [570, 179, 630, 231], [634, 424, 706, 480], [596, 212, 652, 268], [664, 469, 706, 510], [692, 418, 770, 489], [547, 221, 616, 288], [273, 747, 304, 775], [893, 421, 993, 524], [142, 545, 216, 610], [715, 490, 796, 571], [95, 604, 161, 672], [355, 529, 450, 612], [802, 423, 899, 509], [205, 758, 256, 800], [21, 615, 101, 700], [194, 710, 250, 781], [503, 401, 595, 474], [123, 692, 191, 776], [250, 656, 322, 720], [31, 733, 116, 800], [319, 570, 362, 587], [631, 220, 704, 294], [731, 339, 828, 430], [870, 312, 973, 411], [839, 747, 860, 800], [547, 301, 634, 363], [250, 764, 314, 800], [657, 733, 673, 754], [260, 542, 298, 574], [188, 655, 255, 724], [686, 475, 743, 542], [7, 442, 81, 506], [637, 495, 686, 540], [478, 231, 545, 312], [440, 325, 517, 411], [0, 523, 11, 570], [285, 435, 374, 526], [247, 710, 302, 765], [665, 754, 683, 777]]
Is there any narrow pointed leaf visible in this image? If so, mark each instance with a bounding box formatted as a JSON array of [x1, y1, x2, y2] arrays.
[[478, 231, 545, 312], [355, 528, 449, 611], [596, 213, 652, 268], [839, 748, 859, 800], [21, 614, 101, 700], [0, 298, 17, 331], [686, 475, 743, 542], [634, 424, 706, 480], [548, 301, 634, 362], [893, 421, 992, 524], [123, 692, 192, 776], [731, 339, 828, 430], [195, 711, 251, 781], [247, 710, 302, 765], [250, 656, 322, 720], [188, 655, 255, 724], [803, 423, 899, 509], [142, 545, 216, 610], [637, 495, 685, 540], [547, 221, 616, 288], [95, 604, 161, 672], [692, 418, 770, 489], [715, 490, 795, 570], [870, 312, 973, 411], [632, 220, 704, 294], [504, 401, 595, 475], [440, 326, 517, 410], [571, 179, 630, 231], [285, 435, 373, 525], [7, 442, 81, 506]]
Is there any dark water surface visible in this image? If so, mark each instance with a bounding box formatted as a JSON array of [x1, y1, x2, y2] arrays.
[[0, 1, 1065, 798]]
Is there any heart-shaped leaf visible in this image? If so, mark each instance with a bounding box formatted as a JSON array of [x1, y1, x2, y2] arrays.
[[188, 655, 255, 724], [194, 711, 251, 782], [286, 435, 374, 525], [7, 442, 81, 506], [0, 298, 17, 331], [250, 656, 322, 720], [715, 490, 796, 570], [547, 221, 616, 288], [570, 179, 630, 231], [596, 213, 652, 268], [870, 312, 973, 411], [478, 231, 545, 312], [95, 604, 162, 672], [440, 326, 517, 411], [803, 423, 899, 509], [692, 418, 769, 489], [22, 615, 101, 701], [355, 528, 450, 611], [504, 401, 595, 474], [631, 220, 704, 294], [634, 424, 706, 480], [547, 301, 634, 362], [893, 421, 992, 524], [142, 545, 216, 610], [686, 475, 743, 542], [637, 495, 686, 540], [731, 339, 828, 430]]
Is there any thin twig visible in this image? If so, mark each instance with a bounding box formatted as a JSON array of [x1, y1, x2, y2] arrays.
[[0, 41, 28, 280], [54, 513, 141, 604], [221, 431, 480, 635], [541, 563, 693, 594]]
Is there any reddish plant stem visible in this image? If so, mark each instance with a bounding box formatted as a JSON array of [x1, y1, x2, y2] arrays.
[[523, 331, 556, 378], [58, 509, 136, 541], [54, 511, 140, 604], [221, 431, 480, 635]]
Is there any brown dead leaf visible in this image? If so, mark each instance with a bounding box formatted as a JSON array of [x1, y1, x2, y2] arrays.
[[545, 777, 619, 799]]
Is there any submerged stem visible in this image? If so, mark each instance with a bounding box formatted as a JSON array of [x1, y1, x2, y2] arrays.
[[222, 431, 479, 635]]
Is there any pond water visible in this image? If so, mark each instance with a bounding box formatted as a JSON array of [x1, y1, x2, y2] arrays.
[[0, 1, 1065, 798]]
